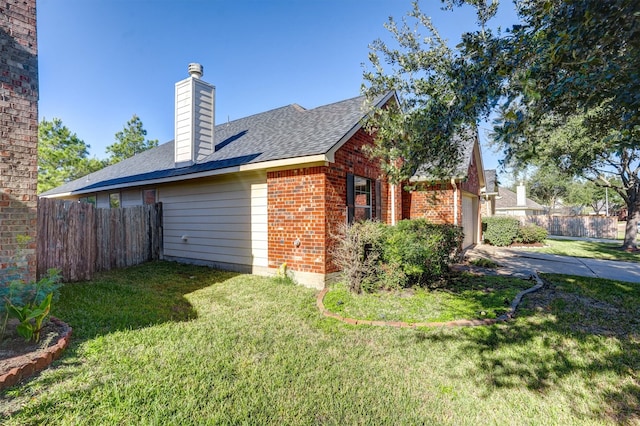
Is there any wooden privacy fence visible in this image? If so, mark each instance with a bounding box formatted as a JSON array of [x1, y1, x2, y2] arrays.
[[517, 215, 618, 239], [37, 198, 163, 282]]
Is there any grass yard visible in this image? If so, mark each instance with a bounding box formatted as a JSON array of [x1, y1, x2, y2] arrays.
[[1, 261, 639, 425], [526, 239, 640, 263], [323, 274, 531, 322]]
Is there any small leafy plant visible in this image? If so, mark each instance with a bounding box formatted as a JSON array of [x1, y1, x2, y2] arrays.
[[482, 217, 520, 246], [3, 269, 61, 342], [6, 292, 53, 342]]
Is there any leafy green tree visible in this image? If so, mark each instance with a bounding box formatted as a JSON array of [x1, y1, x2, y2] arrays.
[[566, 179, 624, 216], [37, 118, 106, 194], [527, 166, 569, 214], [363, 0, 639, 249], [362, 0, 501, 184], [490, 0, 640, 249], [106, 114, 158, 165]]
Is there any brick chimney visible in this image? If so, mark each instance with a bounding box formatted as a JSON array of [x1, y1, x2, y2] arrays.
[[174, 63, 215, 167]]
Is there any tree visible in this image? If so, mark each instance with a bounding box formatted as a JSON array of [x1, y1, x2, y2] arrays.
[[106, 114, 158, 165], [526, 166, 570, 214], [37, 118, 105, 194], [361, 0, 502, 184], [363, 0, 640, 249], [566, 180, 625, 216], [490, 0, 640, 249]]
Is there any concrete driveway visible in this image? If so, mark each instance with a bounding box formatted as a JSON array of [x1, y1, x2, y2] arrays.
[[467, 245, 640, 284]]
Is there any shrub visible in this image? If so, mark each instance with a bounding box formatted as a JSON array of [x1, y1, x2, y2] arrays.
[[383, 219, 463, 287], [332, 219, 463, 292], [482, 217, 520, 246], [330, 220, 386, 293], [516, 224, 548, 244]]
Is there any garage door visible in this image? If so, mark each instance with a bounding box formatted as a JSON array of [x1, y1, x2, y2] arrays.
[[461, 194, 476, 248]]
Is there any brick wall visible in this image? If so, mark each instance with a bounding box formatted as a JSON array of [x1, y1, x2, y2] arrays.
[[402, 142, 482, 226], [0, 0, 38, 282], [267, 166, 327, 274], [460, 150, 480, 196], [267, 128, 397, 277], [402, 181, 458, 224]]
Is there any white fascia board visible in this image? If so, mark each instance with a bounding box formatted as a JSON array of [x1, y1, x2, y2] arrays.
[[41, 154, 330, 198], [473, 136, 486, 188]]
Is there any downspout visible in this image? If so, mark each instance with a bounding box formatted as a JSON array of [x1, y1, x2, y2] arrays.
[[390, 184, 397, 225], [451, 178, 458, 226]]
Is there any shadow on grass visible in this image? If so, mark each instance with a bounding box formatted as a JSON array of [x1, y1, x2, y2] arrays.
[[53, 260, 238, 341], [1, 261, 238, 414], [406, 274, 640, 424]]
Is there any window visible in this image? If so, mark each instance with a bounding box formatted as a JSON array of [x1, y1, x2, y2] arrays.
[[347, 174, 378, 223], [354, 176, 371, 221], [79, 194, 96, 205], [109, 192, 120, 208], [143, 189, 157, 205]]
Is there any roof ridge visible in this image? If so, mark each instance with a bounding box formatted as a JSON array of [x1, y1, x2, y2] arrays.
[[220, 104, 302, 127], [306, 94, 365, 111]]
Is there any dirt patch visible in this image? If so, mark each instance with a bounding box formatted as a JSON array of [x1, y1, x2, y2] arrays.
[[1, 318, 70, 376]]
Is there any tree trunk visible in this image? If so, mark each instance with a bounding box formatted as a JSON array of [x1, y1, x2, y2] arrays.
[[622, 194, 639, 251]]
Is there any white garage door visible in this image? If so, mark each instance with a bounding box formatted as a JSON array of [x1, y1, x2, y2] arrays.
[[461, 194, 476, 248]]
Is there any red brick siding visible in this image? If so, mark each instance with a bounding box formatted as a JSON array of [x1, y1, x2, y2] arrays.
[[0, 0, 38, 282], [267, 167, 326, 274], [403, 182, 459, 225], [324, 129, 386, 272], [460, 151, 480, 196], [403, 144, 482, 227], [267, 128, 397, 276]]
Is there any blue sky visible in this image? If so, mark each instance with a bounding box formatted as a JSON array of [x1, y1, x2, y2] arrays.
[[37, 0, 519, 172]]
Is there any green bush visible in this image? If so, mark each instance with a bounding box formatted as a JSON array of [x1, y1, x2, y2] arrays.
[[516, 224, 548, 244], [384, 219, 463, 287], [332, 219, 463, 292], [482, 217, 520, 246]]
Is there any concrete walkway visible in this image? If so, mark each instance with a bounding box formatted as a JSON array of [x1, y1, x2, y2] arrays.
[[466, 244, 640, 284]]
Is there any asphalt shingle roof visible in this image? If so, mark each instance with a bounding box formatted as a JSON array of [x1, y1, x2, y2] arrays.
[[495, 187, 544, 210], [410, 127, 478, 182], [483, 169, 498, 194], [42, 94, 380, 196]]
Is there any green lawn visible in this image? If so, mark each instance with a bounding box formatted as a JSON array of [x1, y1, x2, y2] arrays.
[[324, 274, 531, 322], [524, 239, 640, 263], [1, 262, 639, 425]]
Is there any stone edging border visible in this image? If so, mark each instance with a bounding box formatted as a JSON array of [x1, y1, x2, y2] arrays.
[[316, 271, 546, 328], [0, 316, 72, 391]]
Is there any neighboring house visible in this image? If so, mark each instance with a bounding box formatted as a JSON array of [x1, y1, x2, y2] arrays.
[[480, 169, 499, 217], [402, 129, 485, 249], [42, 64, 483, 288], [495, 183, 545, 216]]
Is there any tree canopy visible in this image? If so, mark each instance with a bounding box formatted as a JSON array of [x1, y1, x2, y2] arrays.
[[37, 118, 105, 194], [363, 0, 640, 249], [106, 114, 158, 165]]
